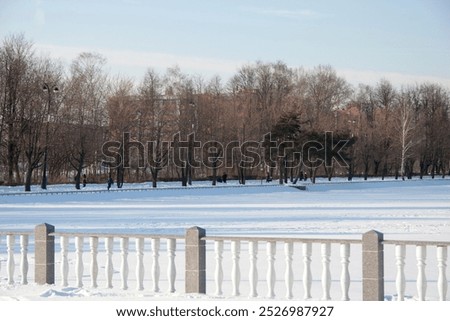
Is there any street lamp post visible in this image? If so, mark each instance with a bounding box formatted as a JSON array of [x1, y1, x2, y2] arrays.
[[41, 83, 59, 190]]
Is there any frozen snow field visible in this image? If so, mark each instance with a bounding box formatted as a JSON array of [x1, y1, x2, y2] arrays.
[[0, 178, 449, 300]]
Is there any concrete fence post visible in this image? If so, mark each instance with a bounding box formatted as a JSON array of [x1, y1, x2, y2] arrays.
[[35, 223, 55, 285], [362, 230, 384, 300], [185, 226, 206, 294]]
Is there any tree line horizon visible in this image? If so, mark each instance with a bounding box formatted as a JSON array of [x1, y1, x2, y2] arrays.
[[1, 34, 449, 191]]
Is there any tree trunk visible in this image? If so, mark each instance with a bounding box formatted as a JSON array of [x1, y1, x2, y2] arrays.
[[373, 160, 380, 177], [212, 163, 217, 186], [363, 161, 369, 180], [181, 164, 187, 187], [24, 166, 33, 192], [116, 165, 124, 188], [278, 158, 284, 185], [151, 168, 158, 188]]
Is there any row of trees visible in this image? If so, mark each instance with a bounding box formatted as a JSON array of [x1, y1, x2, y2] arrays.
[[1, 34, 449, 191]]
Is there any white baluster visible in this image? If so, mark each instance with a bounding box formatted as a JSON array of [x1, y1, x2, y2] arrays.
[[231, 240, 241, 296], [167, 238, 176, 293], [6, 235, 15, 285], [395, 244, 406, 301], [135, 237, 144, 291], [120, 237, 129, 290], [20, 235, 29, 285], [285, 242, 294, 299], [340, 243, 350, 301], [302, 243, 312, 300], [75, 236, 84, 288], [437, 246, 447, 301], [151, 238, 160, 292], [89, 237, 98, 288], [267, 241, 276, 299], [60, 236, 69, 287], [416, 245, 427, 301], [248, 241, 258, 298], [105, 237, 114, 288], [214, 240, 224, 296], [321, 243, 331, 300]]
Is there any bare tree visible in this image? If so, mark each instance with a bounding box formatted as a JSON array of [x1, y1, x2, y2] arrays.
[[105, 76, 137, 187], [0, 34, 34, 185], [395, 88, 416, 180], [305, 65, 352, 130], [62, 52, 108, 189], [22, 57, 63, 191], [138, 69, 177, 187]]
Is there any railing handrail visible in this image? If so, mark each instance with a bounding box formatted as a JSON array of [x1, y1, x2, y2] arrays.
[[1, 224, 449, 301], [2, 229, 450, 246], [202, 235, 362, 244], [0, 231, 33, 236], [383, 239, 450, 246], [50, 232, 185, 240]]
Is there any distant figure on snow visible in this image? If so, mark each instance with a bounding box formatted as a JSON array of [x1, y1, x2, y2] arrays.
[[222, 173, 227, 183], [107, 177, 113, 190], [82, 174, 87, 187]]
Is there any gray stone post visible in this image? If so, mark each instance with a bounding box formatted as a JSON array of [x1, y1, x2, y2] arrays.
[[362, 230, 384, 300], [35, 223, 55, 285], [185, 226, 206, 294]]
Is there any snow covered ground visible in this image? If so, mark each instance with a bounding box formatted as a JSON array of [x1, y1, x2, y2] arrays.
[[0, 177, 449, 301]]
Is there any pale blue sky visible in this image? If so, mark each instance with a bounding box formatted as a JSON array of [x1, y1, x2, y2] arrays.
[[1, 0, 449, 87]]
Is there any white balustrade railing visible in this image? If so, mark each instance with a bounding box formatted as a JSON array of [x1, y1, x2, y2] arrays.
[[45, 233, 183, 294], [214, 240, 224, 296], [151, 238, 160, 292], [248, 241, 258, 298], [20, 235, 29, 285], [204, 237, 359, 300], [321, 243, 331, 300], [395, 244, 406, 301], [166, 238, 176, 293], [385, 241, 449, 301], [0, 232, 31, 286], [266, 241, 276, 299], [120, 237, 129, 290], [75, 236, 84, 288], [302, 242, 312, 299], [135, 237, 144, 291], [231, 240, 240, 296], [285, 242, 294, 299], [437, 246, 447, 301], [7, 234, 15, 285], [60, 236, 69, 287], [340, 243, 350, 301], [89, 237, 98, 288], [0, 228, 449, 301]]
